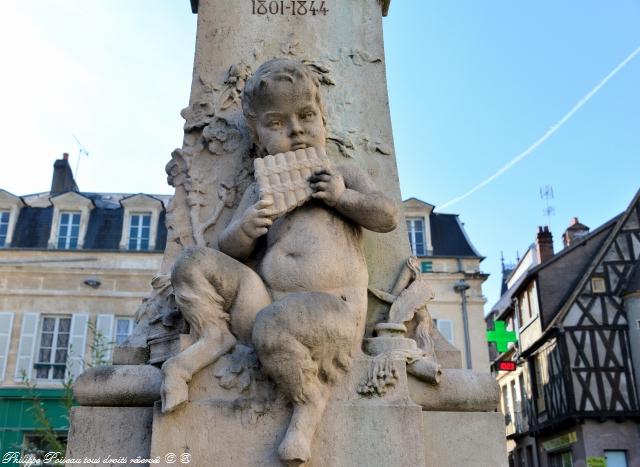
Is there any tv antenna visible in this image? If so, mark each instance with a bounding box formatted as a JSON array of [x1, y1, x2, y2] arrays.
[[540, 185, 555, 228], [72, 134, 90, 181]]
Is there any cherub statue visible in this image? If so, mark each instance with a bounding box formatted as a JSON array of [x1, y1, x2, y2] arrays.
[[162, 58, 398, 465]]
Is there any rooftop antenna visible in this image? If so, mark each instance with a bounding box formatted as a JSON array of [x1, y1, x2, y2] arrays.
[[71, 134, 90, 181], [540, 185, 555, 229]]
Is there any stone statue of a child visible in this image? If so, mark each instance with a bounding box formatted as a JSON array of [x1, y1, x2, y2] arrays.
[[163, 58, 399, 464]]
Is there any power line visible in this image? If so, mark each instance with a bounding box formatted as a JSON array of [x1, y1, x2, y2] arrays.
[[437, 45, 640, 211]]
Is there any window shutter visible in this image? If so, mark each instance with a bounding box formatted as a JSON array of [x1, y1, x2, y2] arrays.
[[67, 314, 89, 380], [14, 312, 39, 381], [0, 312, 15, 381], [95, 314, 115, 363], [437, 319, 454, 344]]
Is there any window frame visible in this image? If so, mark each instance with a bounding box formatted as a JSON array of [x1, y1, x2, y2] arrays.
[[127, 212, 152, 251], [406, 217, 427, 257], [0, 210, 10, 247], [33, 315, 72, 381], [114, 316, 135, 346], [56, 211, 81, 249]]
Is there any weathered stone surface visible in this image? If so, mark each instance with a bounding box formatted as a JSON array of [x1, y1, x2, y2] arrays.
[[66, 407, 153, 467], [74, 365, 161, 406], [112, 345, 149, 365], [422, 411, 509, 467], [152, 356, 425, 466], [408, 370, 499, 412]]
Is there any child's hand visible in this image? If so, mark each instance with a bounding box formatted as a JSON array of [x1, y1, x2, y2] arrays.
[[310, 168, 346, 207], [240, 199, 275, 239]]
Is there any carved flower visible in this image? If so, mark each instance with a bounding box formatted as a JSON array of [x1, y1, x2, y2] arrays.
[[202, 118, 243, 155], [180, 93, 216, 132], [225, 63, 251, 92], [165, 149, 188, 187]]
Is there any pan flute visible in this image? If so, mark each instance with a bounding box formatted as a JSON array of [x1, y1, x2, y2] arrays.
[[254, 146, 331, 216]]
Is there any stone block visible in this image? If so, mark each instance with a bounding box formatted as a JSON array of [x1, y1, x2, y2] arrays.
[[422, 411, 508, 467], [73, 365, 161, 406], [66, 406, 153, 467]]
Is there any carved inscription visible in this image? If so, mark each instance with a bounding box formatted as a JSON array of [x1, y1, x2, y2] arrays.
[[251, 0, 329, 16]]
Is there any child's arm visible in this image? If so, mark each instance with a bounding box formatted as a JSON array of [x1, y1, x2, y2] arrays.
[[219, 183, 275, 260], [310, 164, 398, 232]]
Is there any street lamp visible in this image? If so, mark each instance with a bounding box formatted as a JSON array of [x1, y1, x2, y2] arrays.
[[454, 279, 472, 370]]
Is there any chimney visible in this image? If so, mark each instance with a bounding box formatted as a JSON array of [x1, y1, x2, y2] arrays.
[[50, 153, 79, 195], [563, 217, 590, 248], [536, 226, 554, 263]]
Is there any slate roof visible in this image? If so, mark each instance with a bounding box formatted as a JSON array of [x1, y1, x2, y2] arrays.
[[490, 216, 619, 323], [9, 192, 169, 252], [429, 213, 482, 258]]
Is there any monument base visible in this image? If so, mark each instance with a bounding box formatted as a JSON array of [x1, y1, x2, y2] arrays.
[[66, 406, 153, 466], [150, 356, 426, 466], [423, 411, 508, 467]]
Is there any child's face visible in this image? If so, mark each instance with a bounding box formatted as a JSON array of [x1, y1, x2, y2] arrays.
[[253, 79, 326, 155]]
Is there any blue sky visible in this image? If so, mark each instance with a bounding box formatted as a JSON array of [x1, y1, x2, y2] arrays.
[[1, 1, 639, 310]]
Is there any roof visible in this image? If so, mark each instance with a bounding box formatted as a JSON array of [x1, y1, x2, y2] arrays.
[[9, 191, 169, 251], [430, 213, 482, 258]]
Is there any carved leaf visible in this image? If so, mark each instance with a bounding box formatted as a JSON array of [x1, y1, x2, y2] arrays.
[[388, 280, 434, 325]]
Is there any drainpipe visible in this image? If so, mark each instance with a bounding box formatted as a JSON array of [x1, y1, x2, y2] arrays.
[[454, 279, 472, 369]]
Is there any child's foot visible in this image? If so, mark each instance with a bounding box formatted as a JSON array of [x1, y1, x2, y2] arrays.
[[278, 428, 311, 465], [161, 365, 189, 413]]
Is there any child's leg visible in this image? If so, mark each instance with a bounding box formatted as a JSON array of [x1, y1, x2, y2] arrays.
[[252, 292, 359, 463], [162, 246, 271, 413]]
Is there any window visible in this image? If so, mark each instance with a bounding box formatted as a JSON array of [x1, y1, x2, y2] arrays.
[[34, 316, 71, 380], [115, 317, 134, 345], [0, 210, 9, 247], [57, 212, 80, 249], [434, 319, 454, 344], [128, 213, 151, 250], [526, 446, 534, 467], [534, 352, 547, 413], [406, 218, 426, 256], [421, 261, 433, 273], [605, 451, 628, 467], [591, 276, 606, 294], [548, 450, 573, 467]]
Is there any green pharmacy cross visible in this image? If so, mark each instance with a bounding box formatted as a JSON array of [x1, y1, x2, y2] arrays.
[[487, 321, 517, 353]]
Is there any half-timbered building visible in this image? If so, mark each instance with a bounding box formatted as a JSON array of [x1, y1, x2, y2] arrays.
[[487, 190, 640, 467]]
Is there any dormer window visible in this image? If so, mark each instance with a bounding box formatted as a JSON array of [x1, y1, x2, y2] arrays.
[[119, 195, 164, 251], [128, 213, 151, 251], [406, 218, 426, 256], [57, 212, 81, 249], [0, 190, 25, 248], [0, 211, 9, 247], [47, 192, 94, 249]]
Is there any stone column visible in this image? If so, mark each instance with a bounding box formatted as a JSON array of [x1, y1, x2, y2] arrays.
[[161, 0, 410, 331]]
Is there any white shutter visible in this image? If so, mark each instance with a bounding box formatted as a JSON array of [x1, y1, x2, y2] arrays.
[[0, 312, 15, 381], [66, 314, 89, 380], [14, 312, 39, 381], [437, 319, 454, 344], [95, 314, 115, 363]]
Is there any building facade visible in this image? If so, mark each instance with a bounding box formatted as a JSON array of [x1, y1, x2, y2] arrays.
[[487, 190, 640, 467], [0, 155, 168, 456], [403, 198, 490, 371]]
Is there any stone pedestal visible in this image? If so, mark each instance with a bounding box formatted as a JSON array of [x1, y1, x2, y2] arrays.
[[422, 411, 509, 467], [66, 407, 153, 466], [150, 356, 426, 466]]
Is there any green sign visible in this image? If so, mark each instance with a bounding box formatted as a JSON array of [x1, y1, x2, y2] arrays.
[[587, 458, 606, 467], [486, 321, 517, 352], [542, 432, 577, 451]]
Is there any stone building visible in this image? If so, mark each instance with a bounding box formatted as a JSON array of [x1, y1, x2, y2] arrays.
[[403, 198, 490, 371], [486, 190, 640, 467], [0, 154, 168, 455]]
